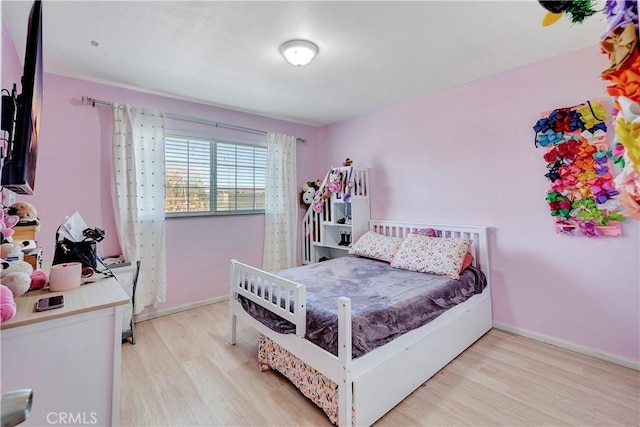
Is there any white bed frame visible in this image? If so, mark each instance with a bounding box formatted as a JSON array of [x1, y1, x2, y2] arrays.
[[229, 220, 492, 426]]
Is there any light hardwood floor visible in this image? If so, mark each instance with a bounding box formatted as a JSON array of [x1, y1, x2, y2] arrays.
[[120, 302, 640, 426]]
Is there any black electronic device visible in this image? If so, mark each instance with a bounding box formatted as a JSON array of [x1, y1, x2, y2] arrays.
[[1, 0, 43, 195], [35, 295, 64, 312]]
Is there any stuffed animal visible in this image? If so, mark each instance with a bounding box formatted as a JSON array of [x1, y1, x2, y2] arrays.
[[327, 168, 343, 194], [0, 241, 35, 259], [0, 261, 13, 322], [300, 181, 320, 206], [0, 284, 16, 322], [1, 260, 34, 297], [7, 202, 40, 228], [29, 270, 47, 291], [343, 158, 353, 166], [0, 210, 19, 244]]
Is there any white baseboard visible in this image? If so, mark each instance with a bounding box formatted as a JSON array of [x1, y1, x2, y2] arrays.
[[134, 296, 228, 323], [492, 321, 639, 371]]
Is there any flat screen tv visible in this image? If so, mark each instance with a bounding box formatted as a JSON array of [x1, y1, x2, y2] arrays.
[[1, 0, 43, 195]]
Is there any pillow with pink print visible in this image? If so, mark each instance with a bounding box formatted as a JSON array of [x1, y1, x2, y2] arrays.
[[348, 231, 405, 263], [390, 234, 471, 279]]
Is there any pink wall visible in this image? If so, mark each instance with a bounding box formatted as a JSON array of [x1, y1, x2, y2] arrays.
[[34, 74, 318, 312], [3, 19, 637, 363], [2, 18, 22, 91], [318, 46, 640, 363], [3, 20, 320, 314]]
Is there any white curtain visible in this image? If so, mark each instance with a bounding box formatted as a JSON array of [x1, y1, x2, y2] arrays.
[[112, 104, 167, 313], [263, 132, 297, 272]]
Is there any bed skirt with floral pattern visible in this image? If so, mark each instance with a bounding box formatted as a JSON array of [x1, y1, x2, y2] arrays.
[[258, 333, 342, 425]]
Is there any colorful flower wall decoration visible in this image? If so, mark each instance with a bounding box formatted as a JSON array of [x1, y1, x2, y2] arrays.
[[600, 0, 640, 221], [533, 100, 625, 237]]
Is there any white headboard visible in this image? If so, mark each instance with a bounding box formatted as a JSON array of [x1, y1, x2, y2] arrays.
[[369, 220, 491, 287]]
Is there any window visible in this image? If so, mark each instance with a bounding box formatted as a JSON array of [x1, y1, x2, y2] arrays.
[[165, 135, 266, 216]]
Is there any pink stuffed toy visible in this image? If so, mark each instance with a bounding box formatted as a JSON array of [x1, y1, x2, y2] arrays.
[[30, 270, 47, 291], [327, 169, 343, 194], [0, 210, 19, 243], [0, 284, 16, 322]]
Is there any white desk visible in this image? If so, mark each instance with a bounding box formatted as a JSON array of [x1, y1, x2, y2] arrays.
[[1, 278, 129, 426]]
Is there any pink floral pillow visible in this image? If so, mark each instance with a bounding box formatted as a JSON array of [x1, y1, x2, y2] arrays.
[[348, 231, 405, 263], [390, 234, 471, 279]]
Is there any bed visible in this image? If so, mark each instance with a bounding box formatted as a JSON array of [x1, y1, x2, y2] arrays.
[[228, 220, 492, 426]]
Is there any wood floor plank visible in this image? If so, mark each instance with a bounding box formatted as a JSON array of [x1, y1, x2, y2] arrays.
[[120, 301, 640, 426]]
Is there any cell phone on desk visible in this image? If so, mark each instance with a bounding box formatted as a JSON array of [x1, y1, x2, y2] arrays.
[[35, 295, 65, 312]]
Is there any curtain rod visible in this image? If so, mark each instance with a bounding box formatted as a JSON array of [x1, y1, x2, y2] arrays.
[[81, 96, 306, 143]]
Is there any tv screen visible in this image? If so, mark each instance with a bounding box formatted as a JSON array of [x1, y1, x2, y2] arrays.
[[1, 0, 42, 195]]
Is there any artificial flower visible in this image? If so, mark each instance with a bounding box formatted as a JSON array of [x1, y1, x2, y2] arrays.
[[615, 117, 640, 173], [603, 0, 639, 36], [618, 96, 640, 124], [565, 0, 597, 23], [601, 23, 638, 75], [603, 50, 640, 108], [614, 165, 640, 220], [616, 185, 640, 220]]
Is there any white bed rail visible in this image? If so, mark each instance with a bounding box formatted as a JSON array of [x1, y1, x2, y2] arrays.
[[229, 259, 306, 340], [229, 260, 355, 424]]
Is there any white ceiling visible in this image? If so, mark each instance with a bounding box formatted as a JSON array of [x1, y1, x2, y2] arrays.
[[3, 1, 606, 127]]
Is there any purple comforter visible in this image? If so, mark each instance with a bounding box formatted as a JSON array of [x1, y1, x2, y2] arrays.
[[239, 256, 486, 359]]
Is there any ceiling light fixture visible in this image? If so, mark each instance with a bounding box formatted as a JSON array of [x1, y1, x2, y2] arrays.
[[280, 39, 319, 67]]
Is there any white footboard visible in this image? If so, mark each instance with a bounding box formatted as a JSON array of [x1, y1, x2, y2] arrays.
[[228, 259, 354, 425], [228, 259, 307, 342]]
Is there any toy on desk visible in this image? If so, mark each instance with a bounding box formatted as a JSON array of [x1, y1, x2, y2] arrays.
[[29, 270, 47, 291], [0, 210, 19, 243], [0, 284, 16, 322], [0, 240, 36, 259], [7, 202, 40, 228], [0, 260, 15, 322], [0, 260, 33, 297]]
